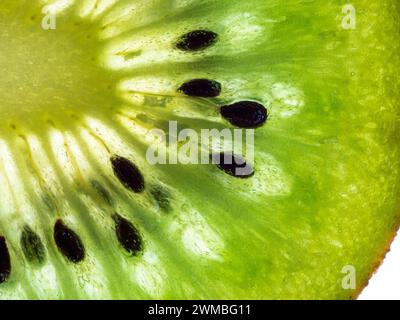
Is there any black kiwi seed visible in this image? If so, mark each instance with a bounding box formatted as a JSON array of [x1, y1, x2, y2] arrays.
[[212, 152, 254, 178], [111, 156, 145, 193], [0, 236, 11, 284], [176, 30, 218, 51], [53, 220, 85, 263], [220, 101, 268, 128], [20, 225, 46, 265], [179, 79, 222, 97], [113, 214, 143, 255]]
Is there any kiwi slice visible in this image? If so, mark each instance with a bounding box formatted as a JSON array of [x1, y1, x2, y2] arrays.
[[0, 0, 399, 300]]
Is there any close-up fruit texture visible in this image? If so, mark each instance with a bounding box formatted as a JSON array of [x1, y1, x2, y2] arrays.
[[0, 0, 399, 300]]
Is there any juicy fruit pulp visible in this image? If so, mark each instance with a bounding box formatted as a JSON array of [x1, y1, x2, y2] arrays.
[[0, 0, 399, 299]]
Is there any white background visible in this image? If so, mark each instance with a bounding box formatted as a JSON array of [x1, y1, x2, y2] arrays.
[[359, 231, 400, 300]]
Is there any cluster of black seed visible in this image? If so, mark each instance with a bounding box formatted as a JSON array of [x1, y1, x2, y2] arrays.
[[0, 30, 271, 285], [176, 30, 268, 177], [0, 165, 144, 285], [0, 155, 175, 284]]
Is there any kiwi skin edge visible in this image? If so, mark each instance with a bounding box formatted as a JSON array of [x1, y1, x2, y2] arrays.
[[353, 209, 400, 300]]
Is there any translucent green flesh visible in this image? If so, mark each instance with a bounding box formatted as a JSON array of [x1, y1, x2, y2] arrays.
[[0, 0, 399, 299]]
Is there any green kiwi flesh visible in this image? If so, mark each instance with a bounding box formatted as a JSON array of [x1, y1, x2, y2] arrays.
[[0, 0, 399, 300]]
